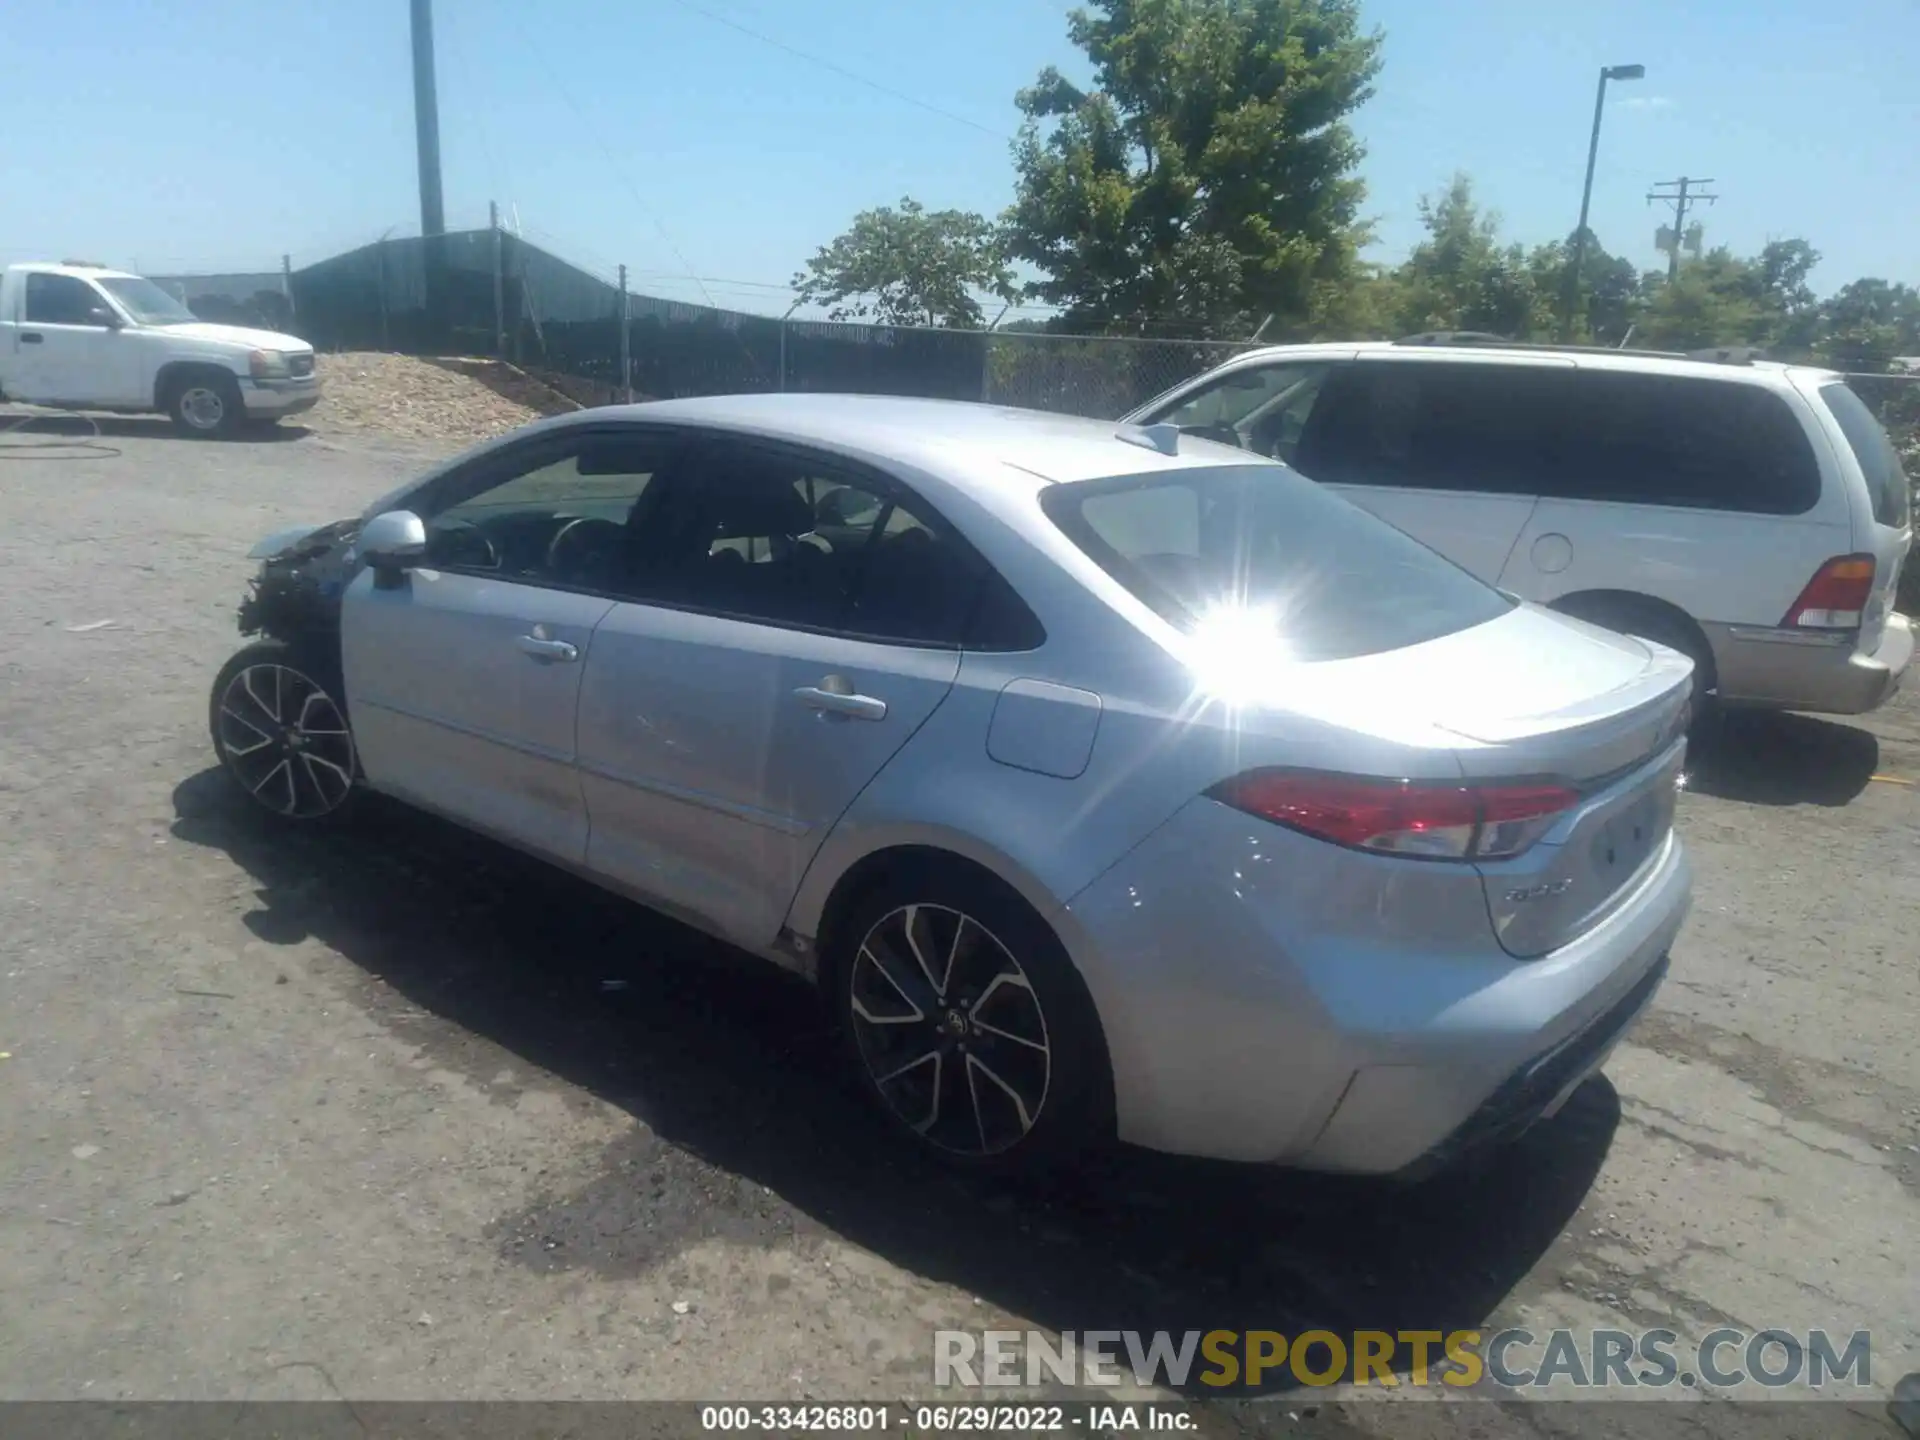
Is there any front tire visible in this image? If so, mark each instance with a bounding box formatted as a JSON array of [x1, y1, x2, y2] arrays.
[[829, 864, 1112, 1172], [208, 639, 358, 822], [167, 371, 245, 439]]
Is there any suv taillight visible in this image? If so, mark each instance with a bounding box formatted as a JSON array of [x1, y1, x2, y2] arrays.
[[1207, 772, 1578, 862], [1782, 554, 1875, 630]]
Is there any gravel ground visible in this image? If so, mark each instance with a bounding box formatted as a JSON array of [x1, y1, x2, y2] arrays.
[[0, 421, 1915, 1436], [301, 353, 576, 446]]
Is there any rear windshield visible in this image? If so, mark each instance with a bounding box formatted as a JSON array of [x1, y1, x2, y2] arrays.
[[1041, 462, 1514, 662], [1821, 383, 1911, 530]]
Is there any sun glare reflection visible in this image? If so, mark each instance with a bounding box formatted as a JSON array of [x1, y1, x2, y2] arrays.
[[1184, 602, 1298, 708]]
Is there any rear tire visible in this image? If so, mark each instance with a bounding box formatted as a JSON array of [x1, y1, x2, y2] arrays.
[[166, 370, 245, 439], [827, 862, 1112, 1173], [208, 638, 358, 823]]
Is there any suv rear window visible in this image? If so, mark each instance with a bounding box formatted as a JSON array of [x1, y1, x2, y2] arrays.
[[1041, 463, 1514, 662], [1820, 383, 1911, 530], [1558, 372, 1822, 514]]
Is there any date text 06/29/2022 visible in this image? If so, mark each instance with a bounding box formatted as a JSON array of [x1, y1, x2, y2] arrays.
[[700, 1405, 1195, 1433]]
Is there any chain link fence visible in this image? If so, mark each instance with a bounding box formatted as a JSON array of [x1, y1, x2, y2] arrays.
[[983, 331, 1251, 418], [281, 227, 1252, 421]]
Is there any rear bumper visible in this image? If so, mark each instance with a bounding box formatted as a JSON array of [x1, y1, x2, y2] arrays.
[[1061, 797, 1691, 1172], [241, 375, 321, 418], [1390, 953, 1668, 1182], [1705, 612, 1911, 715]]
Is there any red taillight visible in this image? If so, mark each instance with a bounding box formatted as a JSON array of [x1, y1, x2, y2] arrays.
[[1208, 772, 1578, 861], [1782, 554, 1875, 630]]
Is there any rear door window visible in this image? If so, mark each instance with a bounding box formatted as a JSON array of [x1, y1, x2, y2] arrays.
[[1042, 463, 1514, 662], [1556, 373, 1822, 515], [1820, 382, 1911, 530], [637, 441, 1029, 648], [1292, 360, 1567, 495]]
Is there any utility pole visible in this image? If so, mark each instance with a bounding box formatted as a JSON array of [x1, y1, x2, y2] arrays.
[[1648, 177, 1718, 280], [410, 0, 446, 239], [411, 0, 447, 346], [618, 264, 632, 403], [489, 201, 505, 358]]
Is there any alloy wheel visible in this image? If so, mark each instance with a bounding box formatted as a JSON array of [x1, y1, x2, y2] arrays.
[[216, 664, 355, 818], [847, 903, 1051, 1157]]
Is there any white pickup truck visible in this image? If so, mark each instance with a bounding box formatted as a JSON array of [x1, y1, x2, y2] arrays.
[[0, 261, 319, 437]]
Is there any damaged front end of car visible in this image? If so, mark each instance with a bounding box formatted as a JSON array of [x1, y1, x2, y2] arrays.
[[235, 519, 367, 644]]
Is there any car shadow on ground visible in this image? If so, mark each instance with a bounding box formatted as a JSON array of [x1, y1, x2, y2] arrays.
[[0, 410, 311, 443], [1685, 709, 1880, 807], [171, 768, 1619, 1399]]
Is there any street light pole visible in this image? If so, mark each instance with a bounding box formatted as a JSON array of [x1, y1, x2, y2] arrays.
[[1562, 62, 1644, 341]]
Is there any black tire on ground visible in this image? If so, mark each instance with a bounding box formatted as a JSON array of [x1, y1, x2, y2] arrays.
[[208, 638, 359, 824], [165, 369, 246, 439], [827, 861, 1113, 1173]]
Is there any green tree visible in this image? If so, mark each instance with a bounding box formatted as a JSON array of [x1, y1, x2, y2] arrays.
[[1632, 249, 1771, 351], [1817, 278, 1920, 371], [1003, 0, 1383, 339], [1528, 232, 1642, 345], [792, 198, 1017, 328], [1390, 174, 1549, 339]]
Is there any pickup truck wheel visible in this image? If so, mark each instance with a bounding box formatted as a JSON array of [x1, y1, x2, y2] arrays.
[[167, 372, 244, 439]]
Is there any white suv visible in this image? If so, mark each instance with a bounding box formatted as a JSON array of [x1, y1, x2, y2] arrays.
[[1127, 338, 1913, 717]]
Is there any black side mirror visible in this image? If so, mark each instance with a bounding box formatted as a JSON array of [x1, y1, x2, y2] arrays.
[[88, 306, 124, 329]]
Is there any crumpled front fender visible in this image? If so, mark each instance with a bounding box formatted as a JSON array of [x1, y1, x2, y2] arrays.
[[247, 523, 332, 560]]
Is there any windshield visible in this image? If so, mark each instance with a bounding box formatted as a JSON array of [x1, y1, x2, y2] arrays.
[[1042, 462, 1514, 663], [95, 276, 199, 326]]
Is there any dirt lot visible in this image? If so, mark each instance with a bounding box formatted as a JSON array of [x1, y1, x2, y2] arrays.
[[0, 412, 1916, 1436]]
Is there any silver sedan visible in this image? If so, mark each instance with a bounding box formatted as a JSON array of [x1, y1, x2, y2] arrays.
[[209, 395, 1693, 1174]]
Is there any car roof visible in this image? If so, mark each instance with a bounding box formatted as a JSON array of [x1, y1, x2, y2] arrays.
[[1205, 338, 1842, 384], [6, 261, 138, 279], [571, 392, 1254, 488]]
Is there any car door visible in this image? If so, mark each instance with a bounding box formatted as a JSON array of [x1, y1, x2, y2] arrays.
[[340, 426, 681, 864], [575, 438, 978, 948], [11, 273, 132, 405], [1291, 355, 1567, 583]]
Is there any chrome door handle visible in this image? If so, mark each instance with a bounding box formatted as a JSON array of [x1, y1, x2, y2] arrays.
[[794, 684, 887, 721], [517, 634, 579, 663]]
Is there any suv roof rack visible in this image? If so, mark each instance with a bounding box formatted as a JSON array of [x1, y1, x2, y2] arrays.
[[1388, 332, 1767, 367], [1392, 331, 1512, 347], [1684, 345, 1766, 366]]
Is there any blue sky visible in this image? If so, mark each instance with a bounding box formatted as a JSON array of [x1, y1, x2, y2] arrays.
[[3, 0, 1914, 321]]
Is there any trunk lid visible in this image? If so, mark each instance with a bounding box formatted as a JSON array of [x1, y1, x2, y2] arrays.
[[1285, 604, 1692, 957]]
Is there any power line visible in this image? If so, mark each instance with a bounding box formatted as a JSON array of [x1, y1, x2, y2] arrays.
[[500, 8, 722, 312], [660, 0, 1013, 142]]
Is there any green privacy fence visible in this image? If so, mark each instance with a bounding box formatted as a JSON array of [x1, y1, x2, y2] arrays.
[[281, 229, 1248, 418]]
